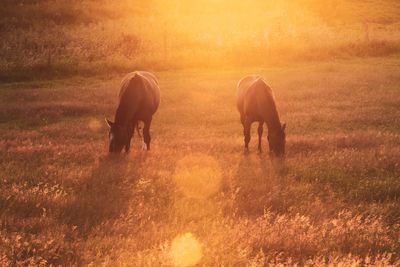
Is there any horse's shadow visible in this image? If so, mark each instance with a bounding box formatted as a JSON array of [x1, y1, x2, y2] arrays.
[[60, 153, 147, 236], [233, 152, 288, 217]]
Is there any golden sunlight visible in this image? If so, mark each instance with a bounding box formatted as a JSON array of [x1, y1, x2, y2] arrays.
[[3, 0, 400, 265], [173, 153, 222, 199], [170, 232, 202, 266]]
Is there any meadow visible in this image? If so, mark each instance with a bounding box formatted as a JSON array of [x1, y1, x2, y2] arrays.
[[1, 0, 400, 265], [1, 0, 400, 81], [1, 56, 400, 265]]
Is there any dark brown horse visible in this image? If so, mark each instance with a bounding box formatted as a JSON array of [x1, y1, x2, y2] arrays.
[[236, 75, 286, 157], [106, 71, 160, 153]]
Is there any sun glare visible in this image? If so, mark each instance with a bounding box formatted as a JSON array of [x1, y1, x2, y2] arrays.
[[170, 232, 202, 266], [173, 153, 222, 199]]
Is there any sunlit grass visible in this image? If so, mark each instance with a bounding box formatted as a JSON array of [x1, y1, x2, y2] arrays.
[[173, 153, 222, 199], [1, 0, 400, 81], [1, 57, 400, 265], [2, 1, 400, 264]]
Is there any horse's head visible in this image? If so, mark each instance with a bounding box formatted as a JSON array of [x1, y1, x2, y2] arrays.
[[106, 118, 132, 153], [268, 123, 286, 158]]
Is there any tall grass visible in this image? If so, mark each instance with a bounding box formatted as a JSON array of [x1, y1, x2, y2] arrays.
[[0, 58, 400, 265], [1, 0, 400, 81]]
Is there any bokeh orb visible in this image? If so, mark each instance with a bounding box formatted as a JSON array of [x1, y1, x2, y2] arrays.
[[173, 153, 222, 199], [88, 118, 101, 131], [170, 232, 202, 266]]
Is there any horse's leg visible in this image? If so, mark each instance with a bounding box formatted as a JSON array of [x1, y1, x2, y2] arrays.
[[142, 117, 152, 151], [125, 123, 134, 153], [244, 117, 251, 150], [258, 121, 263, 152], [131, 120, 136, 140], [240, 114, 246, 148], [125, 139, 131, 153], [240, 113, 245, 126]]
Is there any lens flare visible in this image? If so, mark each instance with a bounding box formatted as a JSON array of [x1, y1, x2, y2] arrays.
[[173, 153, 222, 199], [88, 118, 101, 131], [170, 232, 202, 266]]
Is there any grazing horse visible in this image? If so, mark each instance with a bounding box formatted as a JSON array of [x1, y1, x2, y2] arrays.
[[236, 75, 286, 157], [106, 71, 160, 153]]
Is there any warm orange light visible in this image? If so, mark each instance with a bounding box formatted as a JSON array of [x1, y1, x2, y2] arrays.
[[173, 153, 222, 199], [170, 232, 202, 266], [88, 118, 101, 131]]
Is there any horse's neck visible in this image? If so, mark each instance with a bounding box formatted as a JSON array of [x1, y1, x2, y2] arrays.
[[114, 106, 129, 126], [265, 108, 282, 134]]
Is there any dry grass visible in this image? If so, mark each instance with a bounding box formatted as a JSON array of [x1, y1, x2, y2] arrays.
[[1, 0, 400, 81], [1, 57, 400, 265]]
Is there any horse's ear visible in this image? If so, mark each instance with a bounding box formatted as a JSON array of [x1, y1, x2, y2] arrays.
[[282, 123, 286, 132], [105, 118, 113, 128]]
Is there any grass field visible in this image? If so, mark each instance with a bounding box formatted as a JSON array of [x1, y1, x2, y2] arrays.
[[1, 56, 400, 265], [2, 0, 400, 81]]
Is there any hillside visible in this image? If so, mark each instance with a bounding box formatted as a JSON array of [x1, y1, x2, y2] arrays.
[[1, 0, 400, 81]]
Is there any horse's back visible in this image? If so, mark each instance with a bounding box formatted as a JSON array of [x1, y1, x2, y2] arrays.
[[118, 71, 160, 119], [237, 75, 260, 91], [120, 71, 158, 93], [237, 75, 275, 121], [237, 75, 258, 113], [139, 71, 160, 112], [137, 71, 159, 86]]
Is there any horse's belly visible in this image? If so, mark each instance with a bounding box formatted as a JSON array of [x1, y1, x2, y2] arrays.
[[244, 104, 262, 121], [135, 102, 157, 119]]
